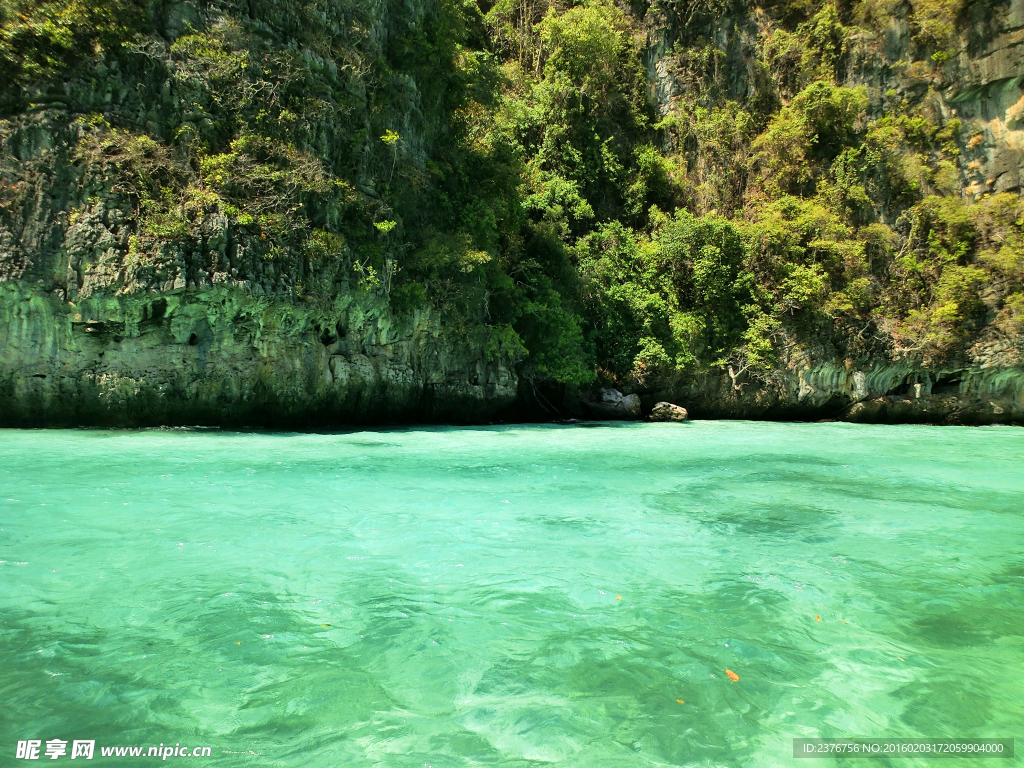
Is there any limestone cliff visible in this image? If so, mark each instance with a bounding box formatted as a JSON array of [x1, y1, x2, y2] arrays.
[[628, 0, 1024, 424], [1, 0, 1022, 426], [0, 0, 521, 427], [0, 282, 516, 426]]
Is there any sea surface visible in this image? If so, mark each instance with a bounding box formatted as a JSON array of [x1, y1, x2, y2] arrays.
[[1, 422, 1022, 767]]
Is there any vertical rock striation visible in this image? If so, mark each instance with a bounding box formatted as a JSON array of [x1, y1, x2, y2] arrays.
[[0, 283, 516, 426]]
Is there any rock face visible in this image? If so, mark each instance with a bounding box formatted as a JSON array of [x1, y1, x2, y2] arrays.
[[585, 389, 642, 421], [650, 402, 689, 422], [0, 283, 517, 427], [629, 0, 1024, 427], [0, 0, 523, 428], [654, 353, 1024, 425], [950, 0, 1024, 198], [643, 0, 1024, 202], [2, 2, 1024, 427]]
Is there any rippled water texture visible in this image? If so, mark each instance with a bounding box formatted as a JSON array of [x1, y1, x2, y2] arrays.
[[1, 422, 1022, 767]]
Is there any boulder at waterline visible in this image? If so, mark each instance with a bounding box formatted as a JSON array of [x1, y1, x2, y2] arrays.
[[586, 389, 641, 420], [650, 402, 688, 422]]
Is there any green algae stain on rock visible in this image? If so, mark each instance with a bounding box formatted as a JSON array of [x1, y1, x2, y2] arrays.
[[0, 283, 517, 427]]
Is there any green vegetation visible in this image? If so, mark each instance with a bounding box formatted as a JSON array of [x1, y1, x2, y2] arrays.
[[1, 0, 1021, 393]]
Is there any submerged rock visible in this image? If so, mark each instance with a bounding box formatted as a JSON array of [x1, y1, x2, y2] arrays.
[[586, 389, 641, 420], [650, 402, 688, 422]]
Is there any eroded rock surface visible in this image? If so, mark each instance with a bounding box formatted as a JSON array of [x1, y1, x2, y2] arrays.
[[586, 389, 642, 421], [650, 402, 689, 422], [0, 284, 516, 427], [2, 1, 1024, 428]]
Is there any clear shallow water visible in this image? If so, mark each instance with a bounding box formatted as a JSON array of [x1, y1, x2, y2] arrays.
[[1, 422, 1022, 768]]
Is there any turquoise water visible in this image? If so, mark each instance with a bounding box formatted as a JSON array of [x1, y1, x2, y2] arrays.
[[1, 422, 1022, 767]]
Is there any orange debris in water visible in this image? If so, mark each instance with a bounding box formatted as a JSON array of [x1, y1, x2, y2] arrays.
[[726, 669, 740, 682], [815, 615, 821, 621], [616, 595, 622, 600], [676, 699, 684, 704], [236, 642, 241, 645]]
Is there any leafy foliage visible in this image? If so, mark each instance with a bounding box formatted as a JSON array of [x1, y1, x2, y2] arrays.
[[0, 0, 1018, 390]]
